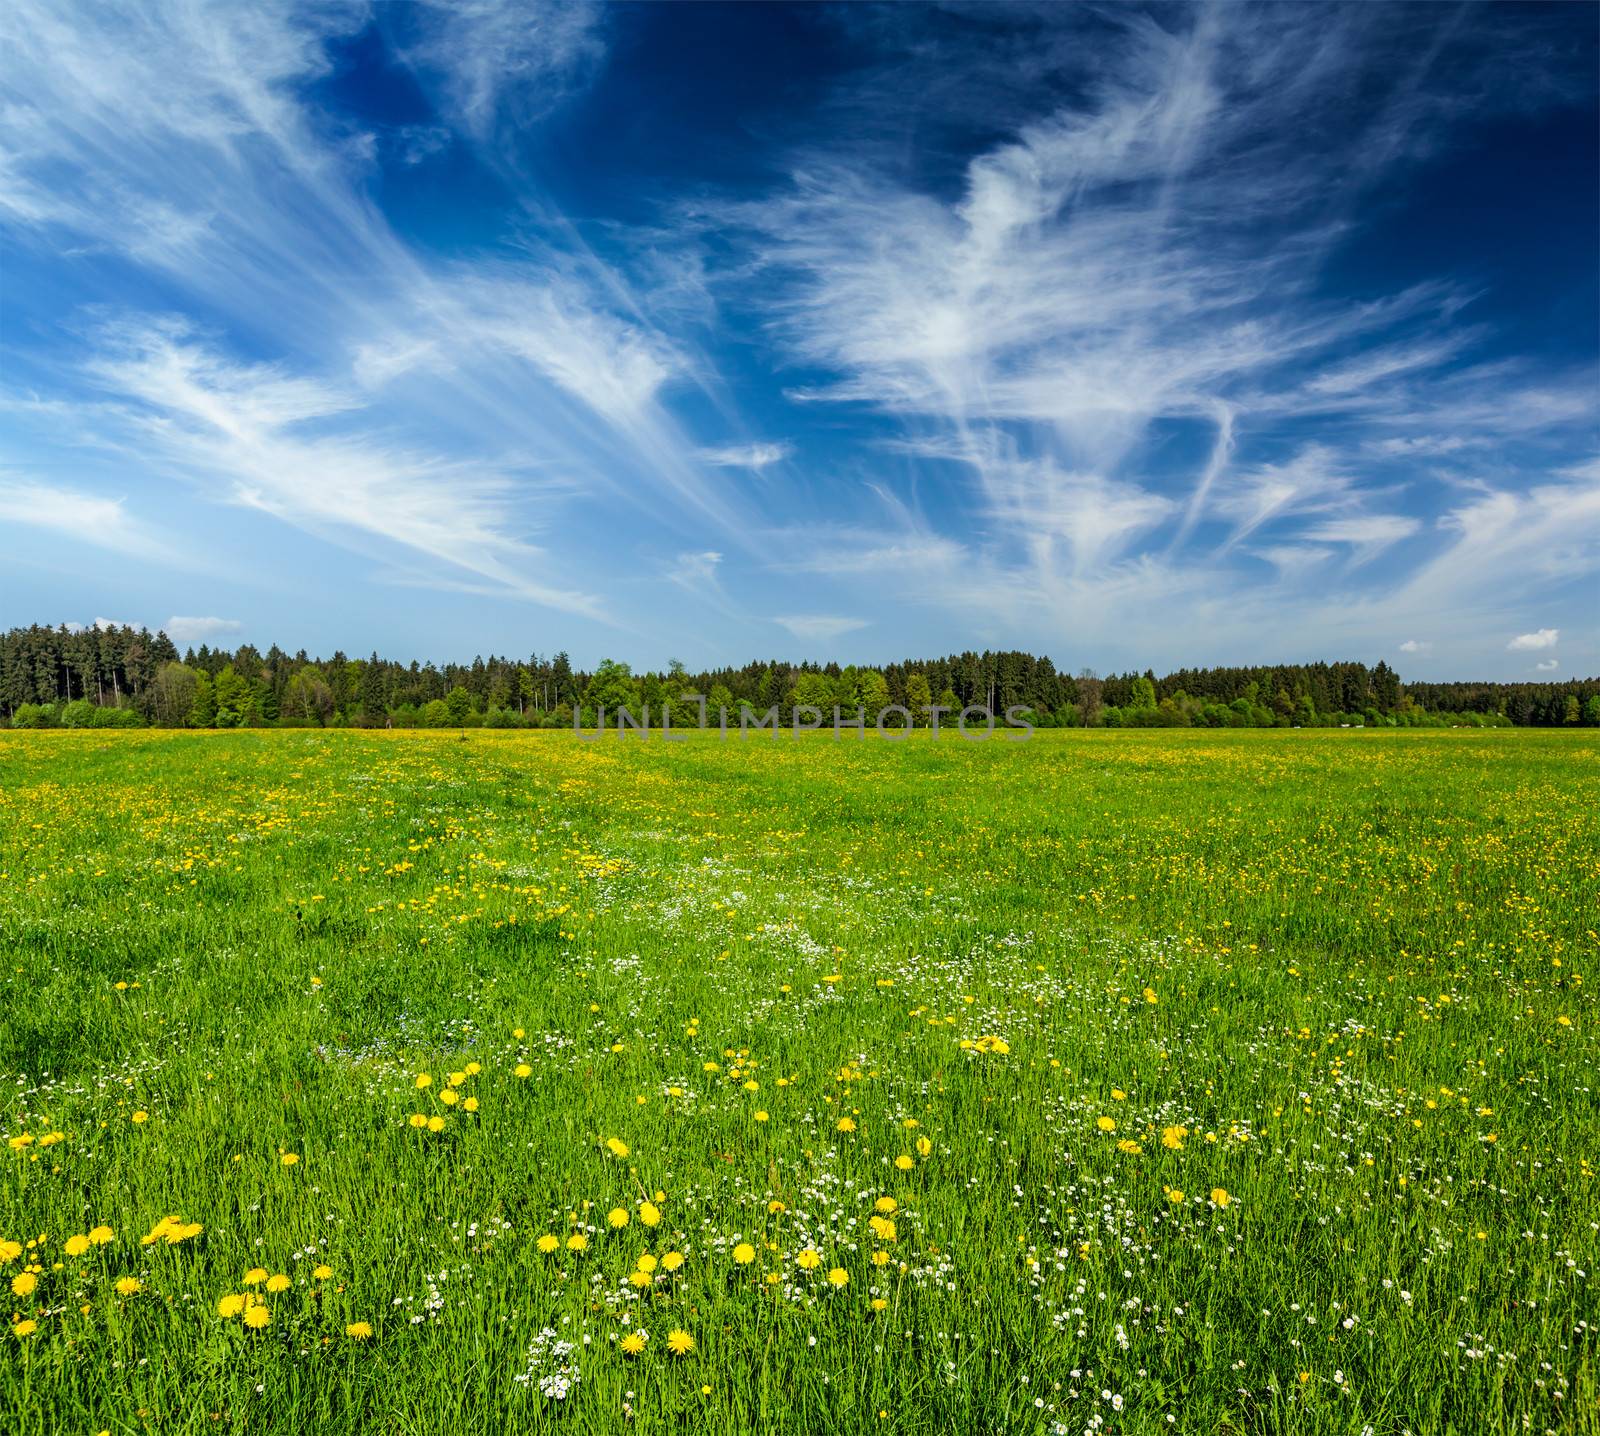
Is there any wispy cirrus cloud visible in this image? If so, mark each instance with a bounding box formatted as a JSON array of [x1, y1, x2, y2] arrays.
[[397, 0, 604, 140], [0, 475, 175, 561], [78, 320, 606, 618], [775, 615, 869, 644], [165, 616, 242, 644], [705, 4, 1597, 664], [695, 442, 793, 471], [0, 0, 751, 618]]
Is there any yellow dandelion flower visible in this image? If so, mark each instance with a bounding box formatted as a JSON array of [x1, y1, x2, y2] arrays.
[[1211, 1188, 1231, 1208], [1096, 1116, 1116, 1133], [87, 1226, 114, 1246], [621, 1331, 647, 1355], [346, 1322, 372, 1340], [243, 1304, 271, 1329], [514, 1063, 533, 1079], [12, 1272, 38, 1297], [661, 1251, 684, 1271], [666, 1328, 694, 1355], [536, 1234, 559, 1254], [243, 1268, 268, 1286], [115, 1277, 141, 1296], [732, 1242, 756, 1264], [217, 1294, 246, 1318], [827, 1267, 849, 1287], [639, 1201, 661, 1227], [607, 1207, 630, 1229], [64, 1234, 91, 1258], [313, 1265, 332, 1280], [12, 1319, 37, 1338], [567, 1233, 589, 1252], [265, 1274, 291, 1293], [796, 1249, 822, 1270]]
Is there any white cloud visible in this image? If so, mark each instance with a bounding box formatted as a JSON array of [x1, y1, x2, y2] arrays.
[[84, 322, 605, 618], [1249, 544, 1335, 575], [778, 530, 965, 577], [1508, 628, 1560, 651], [1535, 659, 1559, 671], [0, 476, 172, 559], [165, 616, 242, 644], [0, 0, 751, 614], [401, 0, 604, 140], [1399, 639, 1430, 653], [696, 442, 793, 470], [704, 7, 1598, 666], [1301, 514, 1421, 566], [775, 615, 869, 643], [667, 550, 723, 593]]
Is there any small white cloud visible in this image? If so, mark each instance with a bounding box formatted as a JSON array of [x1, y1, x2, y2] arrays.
[[1507, 628, 1559, 651], [668, 550, 722, 591], [775, 615, 868, 644], [166, 616, 242, 644], [1535, 659, 1559, 671], [352, 338, 439, 390], [0, 477, 170, 559], [696, 442, 793, 470], [1398, 639, 1430, 653]]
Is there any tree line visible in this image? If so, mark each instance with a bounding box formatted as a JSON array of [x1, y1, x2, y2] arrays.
[[2, 622, 1597, 730]]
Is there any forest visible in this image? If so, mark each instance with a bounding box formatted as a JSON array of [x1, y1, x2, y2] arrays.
[[2, 621, 1597, 730]]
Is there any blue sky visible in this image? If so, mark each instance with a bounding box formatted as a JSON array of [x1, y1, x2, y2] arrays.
[[1, 1, 1595, 678]]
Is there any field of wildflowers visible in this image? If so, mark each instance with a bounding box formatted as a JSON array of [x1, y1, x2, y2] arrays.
[[0, 728, 1595, 1434]]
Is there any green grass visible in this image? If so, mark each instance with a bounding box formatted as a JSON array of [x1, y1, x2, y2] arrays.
[[0, 728, 1596, 1435]]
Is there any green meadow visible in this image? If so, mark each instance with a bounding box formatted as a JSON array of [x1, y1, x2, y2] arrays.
[[0, 728, 1595, 1435]]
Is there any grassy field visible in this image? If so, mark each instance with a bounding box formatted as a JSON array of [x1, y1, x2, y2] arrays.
[[0, 728, 1595, 1435]]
